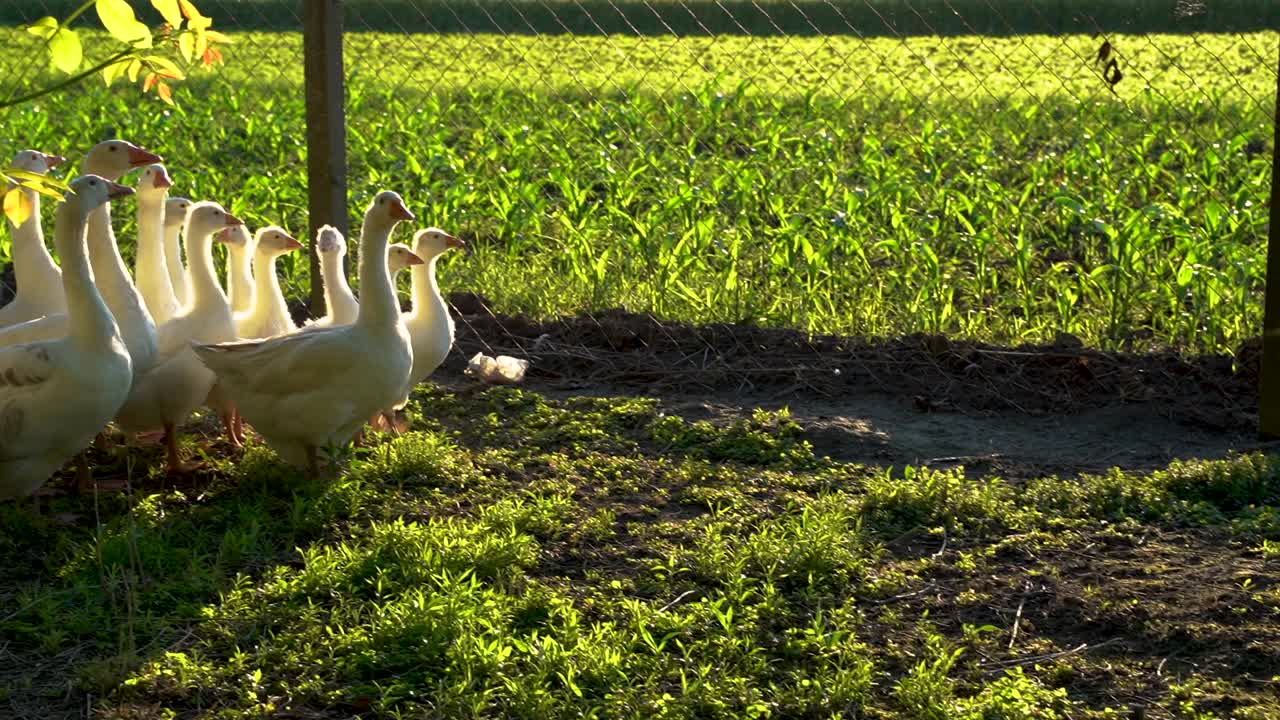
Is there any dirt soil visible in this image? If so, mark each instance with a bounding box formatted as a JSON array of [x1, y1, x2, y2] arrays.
[[438, 294, 1274, 478]]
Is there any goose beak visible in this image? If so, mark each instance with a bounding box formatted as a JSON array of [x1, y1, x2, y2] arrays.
[[127, 145, 163, 167], [404, 251, 425, 266], [445, 233, 465, 249], [42, 153, 66, 168], [281, 234, 303, 251], [153, 169, 173, 189], [389, 199, 415, 221], [224, 212, 243, 226], [106, 181, 134, 200]]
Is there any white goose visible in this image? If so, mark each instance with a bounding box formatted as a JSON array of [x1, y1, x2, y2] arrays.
[[115, 202, 242, 472], [0, 149, 67, 329], [300, 241, 421, 334], [234, 226, 301, 340], [404, 228, 464, 389], [165, 196, 193, 308], [0, 140, 162, 379], [207, 225, 301, 446], [221, 223, 255, 316], [134, 164, 180, 325], [0, 175, 134, 500], [193, 191, 419, 476], [303, 225, 358, 328], [373, 228, 464, 433]]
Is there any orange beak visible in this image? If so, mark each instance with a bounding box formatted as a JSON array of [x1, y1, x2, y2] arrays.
[[106, 181, 134, 200], [389, 198, 415, 221], [281, 235, 303, 251], [42, 153, 66, 168], [404, 251, 425, 266], [214, 227, 232, 243], [127, 145, 163, 167], [445, 234, 465, 249], [153, 168, 172, 189], [224, 212, 243, 226]]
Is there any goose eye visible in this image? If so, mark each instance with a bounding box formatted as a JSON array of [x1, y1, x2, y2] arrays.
[[108, 146, 117, 152]]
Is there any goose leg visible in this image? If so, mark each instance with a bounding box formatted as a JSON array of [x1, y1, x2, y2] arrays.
[[232, 409, 245, 446], [75, 455, 94, 493], [221, 410, 242, 448], [163, 422, 201, 474], [305, 444, 320, 479]]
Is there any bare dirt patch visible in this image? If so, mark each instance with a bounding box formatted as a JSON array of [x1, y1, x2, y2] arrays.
[[439, 298, 1271, 478]]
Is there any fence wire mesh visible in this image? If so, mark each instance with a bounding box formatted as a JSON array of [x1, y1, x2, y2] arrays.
[[0, 1, 1275, 423]]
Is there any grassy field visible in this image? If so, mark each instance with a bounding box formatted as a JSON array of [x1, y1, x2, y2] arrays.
[[3, 28, 1275, 354], [2, 28, 1280, 715], [2, 0, 1279, 35], [1, 385, 1279, 718]]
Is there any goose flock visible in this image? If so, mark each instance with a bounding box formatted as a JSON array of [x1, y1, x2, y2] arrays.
[[0, 140, 465, 499]]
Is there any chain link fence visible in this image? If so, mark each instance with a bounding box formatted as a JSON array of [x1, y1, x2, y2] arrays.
[[0, 1, 1275, 424]]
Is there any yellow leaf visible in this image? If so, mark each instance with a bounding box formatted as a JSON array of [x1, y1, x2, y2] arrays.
[[157, 82, 174, 105], [95, 0, 153, 48], [204, 29, 232, 44], [145, 55, 186, 80], [102, 57, 129, 86], [177, 0, 209, 25], [24, 16, 58, 39], [4, 188, 32, 227], [195, 29, 208, 61], [48, 27, 82, 74], [6, 170, 71, 196], [143, 71, 158, 92], [178, 30, 194, 62], [150, 0, 183, 27], [127, 57, 142, 82]]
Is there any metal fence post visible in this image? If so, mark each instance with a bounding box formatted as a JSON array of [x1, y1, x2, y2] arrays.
[[303, 0, 347, 316], [1260, 46, 1280, 438]]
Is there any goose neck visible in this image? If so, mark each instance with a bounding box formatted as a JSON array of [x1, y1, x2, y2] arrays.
[[56, 201, 115, 349], [188, 227, 228, 309], [356, 217, 399, 325]]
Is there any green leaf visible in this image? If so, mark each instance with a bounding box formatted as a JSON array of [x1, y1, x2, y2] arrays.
[[102, 57, 129, 86], [48, 26, 82, 74], [151, 0, 183, 27], [96, 0, 153, 48], [6, 169, 71, 194], [24, 16, 58, 38], [145, 55, 185, 80]]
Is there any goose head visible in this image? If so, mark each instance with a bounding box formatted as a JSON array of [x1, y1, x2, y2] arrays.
[[364, 190, 415, 235], [412, 227, 465, 261], [387, 242, 424, 273], [253, 226, 302, 257], [82, 139, 162, 181], [165, 197, 194, 231], [137, 164, 173, 202], [217, 223, 252, 251], [316, 224, 346, 256], [66, 174, 134, 215], [10, 149, 65, 175], [187, 202, 243, 240]]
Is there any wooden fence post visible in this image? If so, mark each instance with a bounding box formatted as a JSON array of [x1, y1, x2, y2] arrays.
[[303, 0, 347, 316], [1260, 46, 1280, 437]]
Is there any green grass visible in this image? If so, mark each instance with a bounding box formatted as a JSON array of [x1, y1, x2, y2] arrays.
[[3, 386, 1280, 717], [34, 31, 1280, 350], [2, 29, 1275, 353], [3, 0, 1280, 35]]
